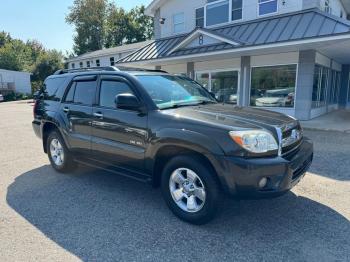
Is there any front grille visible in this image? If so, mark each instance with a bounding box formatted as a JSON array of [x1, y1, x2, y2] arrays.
[[280, 121, 303, 156], [292, 154, 313, 180]]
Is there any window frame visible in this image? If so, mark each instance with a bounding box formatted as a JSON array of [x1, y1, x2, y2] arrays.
[[195, 68, 240, 104], [173, 12, 185, 34], [95, 75, 143, 112], [63, 76, 98, 106], [258, 0, 278, 17], [204, 0, 243, 28], [249, 63, 298, 109]]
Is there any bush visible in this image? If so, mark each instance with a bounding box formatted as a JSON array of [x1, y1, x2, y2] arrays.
[[3, 92, 33, 101]]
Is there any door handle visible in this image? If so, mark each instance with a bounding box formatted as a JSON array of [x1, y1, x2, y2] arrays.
[[93, 112, 103, 118], [63, 107, 70, 113]]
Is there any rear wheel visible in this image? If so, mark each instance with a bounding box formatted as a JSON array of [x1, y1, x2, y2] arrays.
[[161, 155, 221, 225], [47, 130, 76, 172]]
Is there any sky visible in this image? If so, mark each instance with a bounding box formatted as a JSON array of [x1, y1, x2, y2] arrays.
[[0, 0, 152, 54]]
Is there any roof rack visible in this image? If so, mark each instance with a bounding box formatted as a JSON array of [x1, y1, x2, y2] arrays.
[[54, 66, 168, 75]]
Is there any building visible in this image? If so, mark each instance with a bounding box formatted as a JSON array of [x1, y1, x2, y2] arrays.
[[0, 69, 31, 95], [117, 0, 350, 120], [66, 40, 152, 70]]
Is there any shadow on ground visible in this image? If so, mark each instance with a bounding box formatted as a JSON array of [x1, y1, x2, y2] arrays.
[[304, 130, 350, 181], [7, 165, 350, 261]]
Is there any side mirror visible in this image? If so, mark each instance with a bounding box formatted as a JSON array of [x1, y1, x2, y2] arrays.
[[115, 93, 142, 111]]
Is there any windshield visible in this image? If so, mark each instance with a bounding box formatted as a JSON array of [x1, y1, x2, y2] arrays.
[[136, 75, 217, 109]]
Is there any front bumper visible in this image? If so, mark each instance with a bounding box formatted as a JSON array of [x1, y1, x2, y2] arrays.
[[215, 138, 313, 198]]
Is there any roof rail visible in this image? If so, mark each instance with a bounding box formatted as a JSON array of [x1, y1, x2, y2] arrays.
[[54, 66, 168, 75], [54, 66, 119, 75]]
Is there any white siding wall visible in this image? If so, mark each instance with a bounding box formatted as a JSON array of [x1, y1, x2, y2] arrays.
[[161, 63, 187, 74], [159, 0, 206, 38], [194, 58, 241, 71], [0, 69, 31, 94], [319, 0, 347, 18], [158, 0, 304, 38]]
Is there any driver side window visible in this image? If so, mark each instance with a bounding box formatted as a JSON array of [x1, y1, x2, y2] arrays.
[[99, 80, 134, 108]]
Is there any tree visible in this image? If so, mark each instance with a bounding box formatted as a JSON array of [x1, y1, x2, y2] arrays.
[[66, 0, 109, 55], [105, 4, 130, 47], [126, 5, 153, 44]]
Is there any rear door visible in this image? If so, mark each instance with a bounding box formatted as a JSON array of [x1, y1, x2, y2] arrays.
[[60, 75, 97, 154], [91, 75, 148, 172]]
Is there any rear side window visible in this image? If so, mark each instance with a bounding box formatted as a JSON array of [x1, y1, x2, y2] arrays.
[[99, 80, 134, 108], [64, 80, 96, 105], [42, 77, 67, 101]]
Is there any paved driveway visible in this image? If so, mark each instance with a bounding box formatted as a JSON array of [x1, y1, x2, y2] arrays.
[[0, 101, 349, 262]]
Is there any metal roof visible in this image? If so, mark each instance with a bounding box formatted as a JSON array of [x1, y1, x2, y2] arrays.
[[118, 8, 350, 64]]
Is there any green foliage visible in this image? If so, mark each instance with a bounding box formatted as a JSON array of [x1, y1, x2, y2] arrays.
[[66, 1, 154, 54], [0, 31, 65, 93]]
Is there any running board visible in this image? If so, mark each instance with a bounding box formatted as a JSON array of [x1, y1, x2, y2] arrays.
[[74, 157, 152, 183]]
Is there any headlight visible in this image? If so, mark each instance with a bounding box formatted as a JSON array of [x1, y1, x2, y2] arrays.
[[229, 130, 278, 154]]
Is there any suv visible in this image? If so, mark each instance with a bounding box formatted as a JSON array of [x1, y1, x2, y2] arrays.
[[32, 67, 313, 224]]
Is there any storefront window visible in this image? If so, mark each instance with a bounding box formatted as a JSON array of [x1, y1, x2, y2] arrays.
[[312, 65, 330, 108], [196, 70, 239, 104], [328, 70, 341, 104], [250, 65, 297, 108]]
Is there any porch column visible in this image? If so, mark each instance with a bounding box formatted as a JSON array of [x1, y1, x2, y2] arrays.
[[187, 62, 195, 79], [339, 65, 350, 108], [239, 56, 251, 107], [295, 50, 316, 120]]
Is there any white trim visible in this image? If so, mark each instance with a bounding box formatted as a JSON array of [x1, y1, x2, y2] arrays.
[[258, 0, 279, 17], [249, 63, 299, 110], [168, 28, 241, 55], [132, 33, 350, 64]]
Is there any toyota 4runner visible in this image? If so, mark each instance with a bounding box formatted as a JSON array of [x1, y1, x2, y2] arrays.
[[32, 66, 313, 224]]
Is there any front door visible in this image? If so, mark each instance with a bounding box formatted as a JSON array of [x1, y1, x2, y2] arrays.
[[60, 75, 97, 154], [91, 75, 148, 173]]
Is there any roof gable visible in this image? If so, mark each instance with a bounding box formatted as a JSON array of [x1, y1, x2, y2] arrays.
[[167, 28, 242, 55]]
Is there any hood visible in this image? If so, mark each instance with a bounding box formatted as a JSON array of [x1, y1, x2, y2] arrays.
[[162, 103, 295, 131]]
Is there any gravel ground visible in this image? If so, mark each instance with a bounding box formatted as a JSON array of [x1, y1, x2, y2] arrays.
[[0, 101, 349, 262]]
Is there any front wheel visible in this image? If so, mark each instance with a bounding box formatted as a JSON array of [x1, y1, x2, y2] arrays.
[[47, 130, 76, 173], [161, 155, 221, 225]]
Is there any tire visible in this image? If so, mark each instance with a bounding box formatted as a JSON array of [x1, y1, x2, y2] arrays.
[[161, 155, 221, 225], [47, 130, 76, 173]]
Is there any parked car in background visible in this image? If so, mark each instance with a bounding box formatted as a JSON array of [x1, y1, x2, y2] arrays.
[[0, 94, 4, 102], [32, 67, 313, 224], [255, 88, 295, 107]]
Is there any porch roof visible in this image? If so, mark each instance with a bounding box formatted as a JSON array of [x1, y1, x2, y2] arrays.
[[118, 8, 350, 65]]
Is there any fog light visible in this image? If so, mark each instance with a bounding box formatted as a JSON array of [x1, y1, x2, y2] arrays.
[[258, 177, 268, 188]]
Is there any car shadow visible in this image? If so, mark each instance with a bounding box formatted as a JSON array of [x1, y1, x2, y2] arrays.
[[304, 130, 350, 181], [7, 165, 350, 261]]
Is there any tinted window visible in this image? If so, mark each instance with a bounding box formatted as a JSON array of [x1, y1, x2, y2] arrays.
[[73, 81, 96, 105], [65, 83, 75, 103], [195, 8, 204, 27], [99, 80, 133, 108], [42, 77, 67, 101]]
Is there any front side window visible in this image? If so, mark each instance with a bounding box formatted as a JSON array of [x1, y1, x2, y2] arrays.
[[195, 7, 204, 28], [258, 0, 278, 16], [232, 0, 243, 21], [99, 80, 134, 108], [251, 65, 297, 108], [206, 0, 229, 26], [173, 12, 185, 33], [136, 75, 216, 109], [65, 81, 96, 105]]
